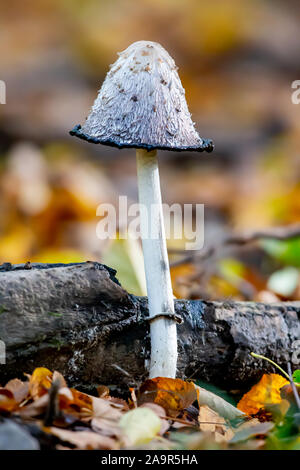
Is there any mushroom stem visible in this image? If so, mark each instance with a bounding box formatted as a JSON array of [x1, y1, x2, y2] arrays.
[[136, 148, 177, 378]]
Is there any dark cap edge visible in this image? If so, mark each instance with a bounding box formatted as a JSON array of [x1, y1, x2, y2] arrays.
[[70, 125, 214, 153]]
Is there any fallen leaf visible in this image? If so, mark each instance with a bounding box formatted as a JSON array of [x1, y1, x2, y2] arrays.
[[0, 389, 17, 412], [230, 421, 274, 443], [48, 427, 117, 450], [120, 407, 162, 446], [52, 371, 67, 389], [97, 385, 110, 398], [106, 397, 129, 410], [91, 417, 122, 439], [17, 394, 49, 418], [92, 396, 123, 421], [58, 388, 93, 419], [70, 389, 93, 413], [96, 385, 129, 410], [5, 379, 29, 404], [29, 368, 53, 400], [138, 377, 197, 418], [58, 387, 73, 403], [196, 386, 245, 421], [198, 405, 234, 443], [140, 403, 170, 435], [280, 384, 300, 408], [237, 374, 289, 415]]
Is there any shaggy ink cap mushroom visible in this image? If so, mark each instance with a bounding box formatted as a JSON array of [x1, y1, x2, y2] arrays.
[[70, 41, 215, 378], [70, 41, 214, 153]]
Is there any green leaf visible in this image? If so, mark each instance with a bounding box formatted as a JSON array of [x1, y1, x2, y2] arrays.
[[293, 370, 300, 384], [262, 238, 300, 267], [120, 407, 162, 446]]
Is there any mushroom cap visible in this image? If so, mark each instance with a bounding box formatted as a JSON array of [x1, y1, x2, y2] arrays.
[[70, 41, 213, 152]]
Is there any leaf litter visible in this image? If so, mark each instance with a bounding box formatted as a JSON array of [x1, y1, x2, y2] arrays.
[[0, 368, 298, 450]]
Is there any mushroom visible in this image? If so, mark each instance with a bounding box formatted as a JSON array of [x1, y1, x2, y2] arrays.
[[70, 40, 213, 378]]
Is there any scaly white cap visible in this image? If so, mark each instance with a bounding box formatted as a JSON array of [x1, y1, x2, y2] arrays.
[[70, 41, 213, 153]]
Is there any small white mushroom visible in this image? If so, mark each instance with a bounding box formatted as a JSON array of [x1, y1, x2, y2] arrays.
[[70, 40, 213, 379]]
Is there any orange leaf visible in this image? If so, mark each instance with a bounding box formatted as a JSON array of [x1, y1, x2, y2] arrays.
[[138, 377, 197, 418], [237, 374, 289, 415], [59, 388, 94, 420], [29, 367, 53, 400], [0, 389, 17, 412], [70, 389, 93, 412]]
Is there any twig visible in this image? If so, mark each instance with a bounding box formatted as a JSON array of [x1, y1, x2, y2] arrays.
[[227, 224, 300, 245], [44, 379, 61, 426], [161, 415, 229, 427], [170, 223, 300, 267], [250, 352, 290, 381]]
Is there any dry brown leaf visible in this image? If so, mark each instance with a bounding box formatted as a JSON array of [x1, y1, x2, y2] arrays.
[[138, 377, 197, 418], [97, 385, 110, 398], [96, 385, 129, 410], [59, 387, 123, 423], [198, 405, 234, 443], [71, 389, 93, 410], [91, 417, 123, 439], [140, 402, 167, 418], [92, 396, 123, 421], [280, 383, 300, 405], [58, 387, 93, 420], [107, 397, 129, 410], [196, 386, 244, 420], [58, 387, 73, 402], [52, 371, 67, 389], [17, 394, 49, 418], [48, 427, 118, 450], [140, 403, 170, 435], [5, 379, 29, 404]]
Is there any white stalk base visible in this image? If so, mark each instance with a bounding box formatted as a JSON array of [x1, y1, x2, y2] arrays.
[[136, 149, 177, 378]]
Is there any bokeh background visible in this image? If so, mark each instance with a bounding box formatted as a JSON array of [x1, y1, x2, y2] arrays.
[[0, 0, 300, 300]]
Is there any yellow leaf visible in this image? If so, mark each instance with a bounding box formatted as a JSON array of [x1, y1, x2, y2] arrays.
[[237, 374, 289, 415], [29, 367, 53, 400]]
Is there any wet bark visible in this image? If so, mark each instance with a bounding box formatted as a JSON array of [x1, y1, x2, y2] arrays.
[[0, 261, 299, 392]]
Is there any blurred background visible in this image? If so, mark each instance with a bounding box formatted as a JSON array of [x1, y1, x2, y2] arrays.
[[0, 0, 300, 301]]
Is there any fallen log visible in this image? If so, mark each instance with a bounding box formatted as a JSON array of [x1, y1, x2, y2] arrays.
[[0, 261, 299, 391]]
